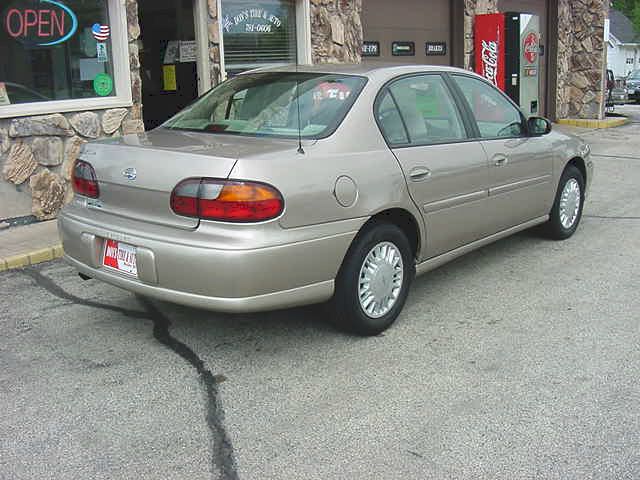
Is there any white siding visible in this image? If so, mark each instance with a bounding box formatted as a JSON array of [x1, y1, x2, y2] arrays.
[[608, 35, 640, 77]]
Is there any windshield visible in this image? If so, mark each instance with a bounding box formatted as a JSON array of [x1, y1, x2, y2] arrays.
[[163, 72, 367, 139], [628, 70, 640, 80]]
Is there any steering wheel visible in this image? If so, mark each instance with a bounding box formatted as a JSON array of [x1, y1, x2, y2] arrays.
[[496, 121, 522, 138]]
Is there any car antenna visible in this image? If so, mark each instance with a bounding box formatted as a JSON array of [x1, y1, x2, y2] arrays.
[[295, 49, 305, 154]]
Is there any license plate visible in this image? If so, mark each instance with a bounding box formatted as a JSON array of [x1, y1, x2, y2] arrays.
[[103, 239, 138, 277]]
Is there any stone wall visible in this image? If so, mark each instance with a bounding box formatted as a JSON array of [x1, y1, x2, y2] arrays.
[[207, 0, 223, 85], [310, 0, 363, 63], [0, 0, 143, 221], [556, 0, 608, 119]]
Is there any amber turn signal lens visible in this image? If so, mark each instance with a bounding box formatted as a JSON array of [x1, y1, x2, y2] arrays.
[[171, 178, 284, 222]]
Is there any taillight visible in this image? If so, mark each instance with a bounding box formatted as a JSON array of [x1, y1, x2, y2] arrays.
[[72, 159, 100, 198], [170, 178, 284, 222]]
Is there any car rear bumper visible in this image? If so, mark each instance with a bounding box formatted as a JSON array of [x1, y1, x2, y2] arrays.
[[58, 211, 364, 313]]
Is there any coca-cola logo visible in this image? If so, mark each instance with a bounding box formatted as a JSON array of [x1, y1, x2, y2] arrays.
[[481, 40, 499, 86], [523, 32, 538, 64]]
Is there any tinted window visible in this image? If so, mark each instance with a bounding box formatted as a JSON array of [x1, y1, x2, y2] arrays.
[[452, 75, 524, 139], [164, 72, 366, 139], [386, 75, 466, 146], [375, 91, 408, 146]]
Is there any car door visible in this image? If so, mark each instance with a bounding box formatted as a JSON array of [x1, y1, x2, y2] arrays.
[[375, 73, 491, 259], [450, 74, 554, 233]]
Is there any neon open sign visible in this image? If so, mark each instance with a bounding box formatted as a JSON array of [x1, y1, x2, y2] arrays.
[[4, 0, 78, 46]]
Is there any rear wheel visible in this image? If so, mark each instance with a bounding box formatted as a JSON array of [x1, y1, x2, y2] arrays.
[[330, 221, 414, 336], [543, 165, 585, 240]]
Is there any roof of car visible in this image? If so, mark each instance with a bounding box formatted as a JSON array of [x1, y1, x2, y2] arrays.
[[245, 63, 470, 78]]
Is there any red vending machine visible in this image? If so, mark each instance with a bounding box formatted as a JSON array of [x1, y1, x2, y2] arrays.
[[474, 12, 541, 116]]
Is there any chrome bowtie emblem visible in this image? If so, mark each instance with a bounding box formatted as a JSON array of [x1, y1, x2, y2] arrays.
[[122, 167, 137, 181]]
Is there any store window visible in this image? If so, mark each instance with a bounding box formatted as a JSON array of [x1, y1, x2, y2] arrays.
[[221, 0, 298, 75], [0, 0, 131, 116]]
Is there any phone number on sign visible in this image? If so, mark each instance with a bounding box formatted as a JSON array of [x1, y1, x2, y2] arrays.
[[245, 23, 272, 33]]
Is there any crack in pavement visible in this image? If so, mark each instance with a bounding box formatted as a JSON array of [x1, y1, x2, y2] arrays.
[[21, 267, 240, 480]]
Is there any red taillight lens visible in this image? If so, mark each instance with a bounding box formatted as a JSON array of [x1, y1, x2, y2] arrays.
[[170, 178, 284, 222], [72, 159, 100, 198]]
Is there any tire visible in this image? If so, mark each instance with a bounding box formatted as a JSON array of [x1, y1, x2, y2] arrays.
[[330, 221, 415, 336], [543, 165, 585, 240]]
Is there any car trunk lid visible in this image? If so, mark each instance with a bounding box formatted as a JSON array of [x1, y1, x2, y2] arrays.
[[79, 128, 294, 229]]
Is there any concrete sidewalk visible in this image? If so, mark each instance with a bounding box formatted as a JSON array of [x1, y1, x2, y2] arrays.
[[0, 220, 63, 272]]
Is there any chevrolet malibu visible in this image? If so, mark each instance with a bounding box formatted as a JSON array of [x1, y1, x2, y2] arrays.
[[59, 65, 593, 335]]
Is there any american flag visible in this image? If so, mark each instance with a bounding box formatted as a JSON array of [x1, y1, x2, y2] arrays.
[[92, 23, 110, 41]]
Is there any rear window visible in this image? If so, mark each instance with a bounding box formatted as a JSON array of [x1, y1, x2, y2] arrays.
[[163, 72, 367, 139]]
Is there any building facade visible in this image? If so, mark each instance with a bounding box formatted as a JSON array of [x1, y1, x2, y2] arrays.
[[1, 0, 608, 222], [607, 9, 640, 79]]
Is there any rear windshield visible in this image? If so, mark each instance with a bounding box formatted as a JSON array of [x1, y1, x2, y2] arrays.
[[629, 70, 640, 80], [163, 72, 367, 139]]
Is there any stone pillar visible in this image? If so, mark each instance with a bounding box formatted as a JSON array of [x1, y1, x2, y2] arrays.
[[310, 0, 363, 64], [207, 0, 223, 85], [556, 0, 608, 119]]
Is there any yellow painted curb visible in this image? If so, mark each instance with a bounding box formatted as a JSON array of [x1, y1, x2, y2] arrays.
[[557, 117, 629, 129], [0, 244, 64, 272]]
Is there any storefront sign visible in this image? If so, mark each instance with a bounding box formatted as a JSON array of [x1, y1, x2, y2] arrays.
[[361, 41, 380, 57], [425, 41, 446, 56], [3, 0, 78, 47], [392, 41, 415, 57], [222, 8, 282, 34]]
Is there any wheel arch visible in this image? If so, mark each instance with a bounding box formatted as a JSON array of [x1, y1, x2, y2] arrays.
[[364, 208, 423, 260], [565, 156, 587, 185]]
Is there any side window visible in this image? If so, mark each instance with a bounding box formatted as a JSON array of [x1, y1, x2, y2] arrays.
[[452, 75, 525, 139], [375, 90, 409, 146], [387, 75, 467, 145]]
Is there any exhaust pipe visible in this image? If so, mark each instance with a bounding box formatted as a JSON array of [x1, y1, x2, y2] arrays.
[[78, 273, 92, 281]]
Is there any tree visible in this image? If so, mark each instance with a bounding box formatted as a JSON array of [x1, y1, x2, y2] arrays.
[[633, 1, 640, 37], [613, 0, 635, 19]]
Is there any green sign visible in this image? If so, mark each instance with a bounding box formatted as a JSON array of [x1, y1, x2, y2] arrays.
[[93, 73, 113, 96]]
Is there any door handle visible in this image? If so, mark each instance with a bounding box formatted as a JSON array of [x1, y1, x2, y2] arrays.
[[493, 155, 509, 167], [409, 167, 432, 181]]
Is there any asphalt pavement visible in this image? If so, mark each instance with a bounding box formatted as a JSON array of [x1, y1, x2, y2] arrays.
[[1, 111, 639, 479]]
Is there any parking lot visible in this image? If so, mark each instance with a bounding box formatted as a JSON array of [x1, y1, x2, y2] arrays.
[[2, 112, 639, 479]]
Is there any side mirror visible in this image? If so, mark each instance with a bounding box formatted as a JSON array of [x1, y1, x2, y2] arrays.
[[528, 116, 552, 136]]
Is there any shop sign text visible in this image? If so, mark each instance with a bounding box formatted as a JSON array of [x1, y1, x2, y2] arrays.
[[425, 41, 446, 56], [222, 8, 283, 34], [3, 0, 78, 47], [361, 41, 379, 57]]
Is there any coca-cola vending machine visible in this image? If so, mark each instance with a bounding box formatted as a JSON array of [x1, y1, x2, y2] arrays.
[[474, 12, 541, 116]]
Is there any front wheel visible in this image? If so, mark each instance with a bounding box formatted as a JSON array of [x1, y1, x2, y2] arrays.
[[330, 222, 415, 336], [543, 165, 585, 240]]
